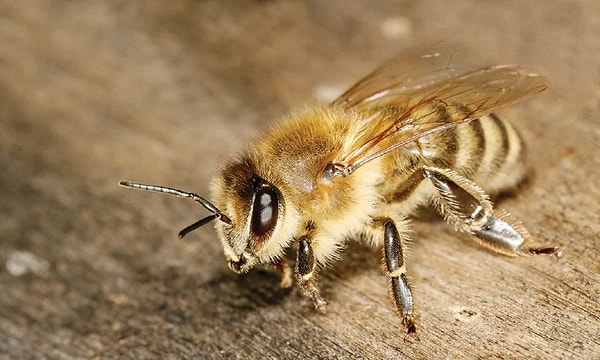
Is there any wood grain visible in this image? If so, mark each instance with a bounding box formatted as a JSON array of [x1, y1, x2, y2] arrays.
[[0, 1, 598, 359]]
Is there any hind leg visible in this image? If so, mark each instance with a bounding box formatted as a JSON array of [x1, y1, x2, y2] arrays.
[[423, 166, 562, 258]]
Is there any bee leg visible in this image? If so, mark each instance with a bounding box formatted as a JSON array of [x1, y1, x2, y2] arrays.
[[272, 258, 293, 289], [295, 236, 327, 310], [383, 220, 419, 343], [423, 166, 562, 258]]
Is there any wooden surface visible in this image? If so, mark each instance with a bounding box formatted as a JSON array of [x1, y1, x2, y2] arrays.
[[1, 1, 599, 359]]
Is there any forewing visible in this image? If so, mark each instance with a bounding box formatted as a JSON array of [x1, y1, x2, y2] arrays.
[[332, 62, 547, 175], [333, 49, 462, 108]]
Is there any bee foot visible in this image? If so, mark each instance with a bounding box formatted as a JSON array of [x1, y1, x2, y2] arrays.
[[402, 316, 419, 343], [313, 296, 328, 311]]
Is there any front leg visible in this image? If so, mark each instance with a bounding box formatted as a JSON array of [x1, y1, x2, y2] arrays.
[[382, 219, 419, 343], [295, 236, 327, 310], [271, 258, 293, 289]]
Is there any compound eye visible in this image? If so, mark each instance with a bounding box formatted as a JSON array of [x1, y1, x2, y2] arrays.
[[250, 187, 278, 237]]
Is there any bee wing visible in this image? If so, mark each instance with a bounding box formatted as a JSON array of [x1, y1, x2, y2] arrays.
[[331, 56, 547, 175], [333, 49, 462, 108]]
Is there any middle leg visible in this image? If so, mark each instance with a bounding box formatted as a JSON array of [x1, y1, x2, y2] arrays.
[[381, 218, 419, 343]]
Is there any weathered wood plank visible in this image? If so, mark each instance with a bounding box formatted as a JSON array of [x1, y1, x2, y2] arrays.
[[0, 1, 598, 359]]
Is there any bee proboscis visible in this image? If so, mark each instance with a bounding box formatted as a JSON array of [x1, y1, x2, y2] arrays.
[[120, 50, 562, 342]]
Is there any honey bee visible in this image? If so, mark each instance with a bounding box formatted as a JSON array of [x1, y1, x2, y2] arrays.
[[120, 50, 562, 342]]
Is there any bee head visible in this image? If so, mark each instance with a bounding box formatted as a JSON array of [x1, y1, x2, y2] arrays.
[[211, 157, 296, 274], [119, 156, 296, 274]]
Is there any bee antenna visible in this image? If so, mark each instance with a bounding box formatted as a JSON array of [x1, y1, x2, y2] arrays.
[[118, 181, 232, 230], [177, 214, 218, 238]]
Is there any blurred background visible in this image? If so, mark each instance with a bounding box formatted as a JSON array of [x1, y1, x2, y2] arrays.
[[0, 1, 598, 359]]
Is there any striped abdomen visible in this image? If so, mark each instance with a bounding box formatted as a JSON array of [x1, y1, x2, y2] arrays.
[[428, 113, 526, 193], [383, 113, 526, 205]]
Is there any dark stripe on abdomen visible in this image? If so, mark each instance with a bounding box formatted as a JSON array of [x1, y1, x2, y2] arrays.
[[465, 119, 485, 176], [489, 113, 509, 170]]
